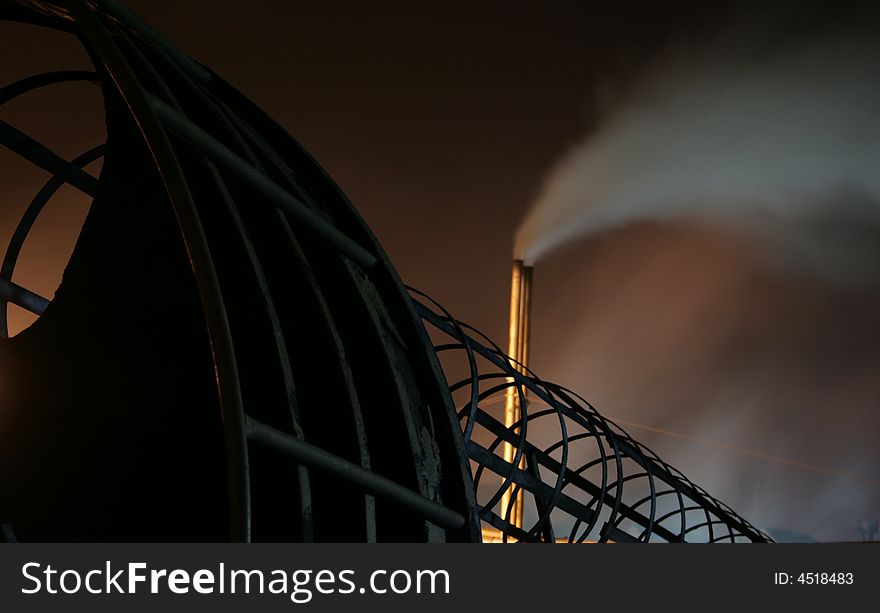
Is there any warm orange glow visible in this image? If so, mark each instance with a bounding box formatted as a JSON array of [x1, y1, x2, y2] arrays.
[[481, 527, 595, 544], [501, 260, 532, 530]]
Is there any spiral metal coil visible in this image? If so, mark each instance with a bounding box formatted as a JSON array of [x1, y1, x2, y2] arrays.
[[411, 289, 773, 543]]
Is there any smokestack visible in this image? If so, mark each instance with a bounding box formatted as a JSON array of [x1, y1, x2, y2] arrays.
[[502, 259, 532, 530]]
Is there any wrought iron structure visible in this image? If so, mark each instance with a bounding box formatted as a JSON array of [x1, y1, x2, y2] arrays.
[[0, 0, 477, 542], [0, 0, 770, 542], [411, 290, 772, 542]]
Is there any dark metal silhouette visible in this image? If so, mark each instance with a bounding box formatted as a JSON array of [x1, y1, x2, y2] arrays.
[[412, 289, 772, 542], [0, 0, 770, 542], [0, 0, 476, 542]]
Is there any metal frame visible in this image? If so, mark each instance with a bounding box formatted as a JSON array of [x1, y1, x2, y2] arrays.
[[411, 289, 773, 543], [1, 0, 768, 544], [1, 0, 478, 542]]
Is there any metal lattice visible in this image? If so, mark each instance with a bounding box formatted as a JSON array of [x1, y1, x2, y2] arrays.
[[411, 289, 772, 542], [1, 0, 477, 542], [1, 0, 769, 544]]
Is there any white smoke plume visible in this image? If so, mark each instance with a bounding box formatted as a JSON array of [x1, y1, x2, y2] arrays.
[[515, 17, 880, 277], [518, 8, 880, 541]]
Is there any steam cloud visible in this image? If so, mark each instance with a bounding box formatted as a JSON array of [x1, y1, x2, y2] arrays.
[[519, 10, 880, 541], [515, 19, 880, 276]]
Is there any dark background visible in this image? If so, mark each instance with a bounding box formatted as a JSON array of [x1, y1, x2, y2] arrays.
[[2, 0, 878, 541]]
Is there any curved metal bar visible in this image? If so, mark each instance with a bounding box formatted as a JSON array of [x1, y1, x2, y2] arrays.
[[148, 97, 377, 270], [0, 143, 104, 338], [0, 0, 77, 31], [245, 416, 465, 531], [0, 276, 49, 317], [0, 69, 99, 105], [0, 120, 99, 196], [2, 0, 768, 545], [407, 286, 481, 442], [410, 289, 773, 543], [110, 21, 321, 539], [3, 0, 478, 544], [90, 0, 212, 84], [60, 0, 252, 541]]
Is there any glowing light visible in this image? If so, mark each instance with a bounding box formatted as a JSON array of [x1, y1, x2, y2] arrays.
[[501, 259, 532, 531]]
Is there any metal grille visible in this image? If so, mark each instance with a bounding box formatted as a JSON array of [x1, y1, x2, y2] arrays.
[[1, 0, 769, 544], [411, 289, 773, 543], [1, 0, 477, 542]]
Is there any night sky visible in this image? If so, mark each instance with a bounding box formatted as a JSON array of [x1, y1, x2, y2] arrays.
[[2, 1, 878, 541], [108, 0, 707, 339]]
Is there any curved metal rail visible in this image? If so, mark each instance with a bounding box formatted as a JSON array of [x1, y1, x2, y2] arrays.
[[1, 0, 768, 544], [1, 0, 478, 542], [410, 289, 773, 543]]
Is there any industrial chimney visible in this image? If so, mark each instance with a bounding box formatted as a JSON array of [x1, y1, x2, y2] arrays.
[[501, 259, 533, 529]]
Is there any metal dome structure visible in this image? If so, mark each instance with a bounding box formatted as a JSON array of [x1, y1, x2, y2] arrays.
[[0, 0, 770, 543], [0, 0, 477, 542]]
